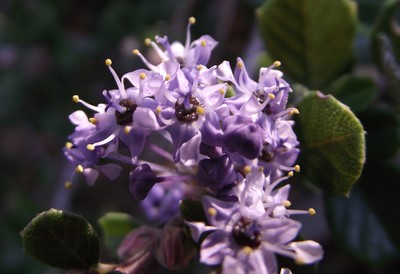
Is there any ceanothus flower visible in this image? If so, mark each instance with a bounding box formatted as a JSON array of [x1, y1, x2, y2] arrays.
[[63, 109, 122, 185], [186, 168, 323, 274], [139, 179, 185, 224], [148, 17, 217, 70], [62, 17, 324, 274], [217, 58, 296, 121], [161, 66, 227, 165]]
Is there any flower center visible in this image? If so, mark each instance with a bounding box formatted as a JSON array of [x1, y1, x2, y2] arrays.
[[232, 216, 262, 249], [115, 98, 137, 125], [176, 56, 185, 68], [254, 92, 272, 115], [175, 95, 201, 123], [259, 143, 274, 162]]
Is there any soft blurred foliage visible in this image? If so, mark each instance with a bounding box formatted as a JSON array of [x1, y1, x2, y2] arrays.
[[3, 0, 400, 273]]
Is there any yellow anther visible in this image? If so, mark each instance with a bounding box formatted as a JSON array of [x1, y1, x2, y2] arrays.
[[237, 61, 244, 69], [258, 166, 264, 173], [64, 181, 72, 190], [196, 106, 205, 115], [132, 49, 140, 55], [89, 117, 97, 124], [309, 208, 316, 216], [105, 58, 112, 66], [243, 165, 251, 175], [144, 38, 151, 46], [200, 40, 206, 47], [283, 200, 291, 208], [65, 142, 73, 149], [75, 165, 84, 173], [124, 126, 132, 134], [268, 93, 275, 100], [72, 95, 80, 103], [295, 258, 305, 265], [242, 246, 253, 255], [86, 144, 95, 151], [219, 88, 225, 95], [273, 60, 281, 67], [288, 171, 294, 177], [290, 108, 300, 115], [208, 207, 217, 216], [294, 165, 300, 172], [165, 74, 171, 81], [196, 65, 203, 71], [155, 106, 162, 114], [139, 72, 146, 80], [188, 16, 196, 25]]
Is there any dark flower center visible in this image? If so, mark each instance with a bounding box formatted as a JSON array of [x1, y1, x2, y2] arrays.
[[254, 92, 272, 115], [175, 95, 201, 123], [115, 98, 137, 125], [176, 56, 185, 68], [259, 143, 274, 162], [232, 216, 262, 249]]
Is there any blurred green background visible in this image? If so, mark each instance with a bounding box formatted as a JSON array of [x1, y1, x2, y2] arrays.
[[1, 0, 399, 273]]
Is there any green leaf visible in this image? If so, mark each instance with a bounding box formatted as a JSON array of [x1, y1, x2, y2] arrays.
[[98, 212, 139, 237], [257, 0, 356, 89], [295, 91, 366, 196], [325, 183, 398, 265], [21, 208, 100, 270], [98, 212, 140, 252], [328, 75, 377, 113]]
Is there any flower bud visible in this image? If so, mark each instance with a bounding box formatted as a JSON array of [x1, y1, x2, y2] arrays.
[[129, 164, 160, 200], [155, 218, 196, 270]]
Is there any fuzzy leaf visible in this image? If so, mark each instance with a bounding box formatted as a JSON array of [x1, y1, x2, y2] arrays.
[[257, 0, 356, 89], [21, 209, 100, 270], [295, 91, 365, 196]]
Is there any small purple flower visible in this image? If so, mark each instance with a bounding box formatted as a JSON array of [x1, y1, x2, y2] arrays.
[[217, 58, 294, 120], [186, 195, 323, 274], [256, 119, 300, 181], [196, 154, 236, 191], [129, 164, 161, 200], [152, 17, 218, 69], [139, 180, 185, 224]]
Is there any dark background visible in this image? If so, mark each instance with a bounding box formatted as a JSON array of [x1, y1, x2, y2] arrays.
[[1, 0, 397, 273]]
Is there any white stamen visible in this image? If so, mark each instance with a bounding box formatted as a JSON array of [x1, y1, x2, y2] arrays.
[[106, 59, 127, 98], [74, 96, 103, 113], [132, 49, 158, 71], [90, 131, 118, 148]]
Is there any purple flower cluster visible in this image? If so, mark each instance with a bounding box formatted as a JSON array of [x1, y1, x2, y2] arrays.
[[64, 17, 322, 273]]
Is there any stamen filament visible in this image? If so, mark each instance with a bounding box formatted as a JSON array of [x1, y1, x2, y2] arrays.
[[106, 59, 127, 98], [132, 49, 158, 71], [72, 95, 103, 112], [90, 132, 118, 148]]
